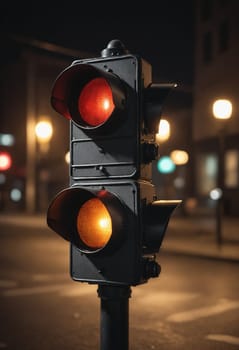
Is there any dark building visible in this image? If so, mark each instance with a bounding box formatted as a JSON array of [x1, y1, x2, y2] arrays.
[[193, 0, 239, 215], [0, 36, 91, 212]]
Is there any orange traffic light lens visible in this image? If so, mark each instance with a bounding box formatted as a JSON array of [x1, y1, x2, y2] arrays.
[[77, 198, 112, 249], [78, 78, 115, 126]]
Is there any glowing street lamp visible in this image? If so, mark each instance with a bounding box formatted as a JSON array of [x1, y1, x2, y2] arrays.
[[212, 99, 232, 120], [156, 119, 170, 144], [35, 120, 53, 143], [35, 119, 53, 155]]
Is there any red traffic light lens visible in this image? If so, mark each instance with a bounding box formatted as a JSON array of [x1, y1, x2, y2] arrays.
[[77, 197, 112, 249], [51, 64, 126, 128], [78, 78, 115, 127]]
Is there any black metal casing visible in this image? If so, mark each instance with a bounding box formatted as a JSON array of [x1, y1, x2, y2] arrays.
[[48, 43, 180, 286], [68, 54, 157, 285]]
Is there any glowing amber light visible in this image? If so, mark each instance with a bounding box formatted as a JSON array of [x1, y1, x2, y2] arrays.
[[77, 198, 112, 249], [170, 150, 189, 165], [78, 78, 115, 126]]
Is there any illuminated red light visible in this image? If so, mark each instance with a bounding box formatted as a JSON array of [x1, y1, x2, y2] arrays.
[[78, 78, 115, 126], [0, 151, 12, 171]]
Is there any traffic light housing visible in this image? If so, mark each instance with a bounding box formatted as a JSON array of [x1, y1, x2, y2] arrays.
[[47, 40, 180, 286]]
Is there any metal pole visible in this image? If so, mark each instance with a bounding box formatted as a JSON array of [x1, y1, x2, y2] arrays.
[[26, 61, 37, 213], [97, 285, 131, 350], [216, 198, 222, 245], [216, 127, 225, 245]]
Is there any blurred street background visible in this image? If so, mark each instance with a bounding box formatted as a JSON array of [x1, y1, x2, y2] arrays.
[[1, 1, 239, 221], [0, 213, 239, 349]]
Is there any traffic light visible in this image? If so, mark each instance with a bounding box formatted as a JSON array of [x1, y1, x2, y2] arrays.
[[47, 39, 180, 286]]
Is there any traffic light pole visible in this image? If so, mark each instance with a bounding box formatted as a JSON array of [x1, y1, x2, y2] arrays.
[[97, 284, 132, 350]]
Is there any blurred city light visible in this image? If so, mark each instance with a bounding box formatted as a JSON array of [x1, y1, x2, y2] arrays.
[[174, 176, 185, 189], [0, 133, 15, 146], [212, 99, 232, 120], [35, 120, 53, 143], [65, 151, 70, 164], [10, 188, 22, 202], [0, 151, 12, 171], [170, 150, 189, 165], [156, 119, 170, 144], [184, 197, 198, 213], [157, 156, 176, 174], [210, 188, 223, 201]]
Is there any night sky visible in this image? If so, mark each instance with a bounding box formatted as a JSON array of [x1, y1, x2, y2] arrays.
[[1, 1, 195, 86]]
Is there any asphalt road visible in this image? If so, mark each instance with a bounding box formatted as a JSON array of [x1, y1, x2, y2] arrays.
[[0, 218, 239, 349]]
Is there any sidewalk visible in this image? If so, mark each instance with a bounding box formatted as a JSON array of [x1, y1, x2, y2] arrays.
[[163, 214, 239, 262], [0, 212, 239, 262]]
